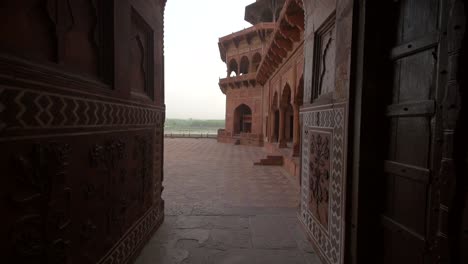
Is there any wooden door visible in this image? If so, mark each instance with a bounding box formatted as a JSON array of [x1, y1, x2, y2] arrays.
[[381, 0, 442, 262], [0, 1, 165, 263]]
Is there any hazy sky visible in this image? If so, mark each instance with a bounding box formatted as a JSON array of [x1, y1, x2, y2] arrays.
[[164, 0, 253, 120]]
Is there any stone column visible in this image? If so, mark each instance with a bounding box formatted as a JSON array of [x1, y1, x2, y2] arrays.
[[267, 113, 271, 142], [269, 112, 275, 142], [278, 107, 287, 148], [292, 105, 300, 156]]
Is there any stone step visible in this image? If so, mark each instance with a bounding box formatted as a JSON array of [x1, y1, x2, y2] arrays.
[[253, 156, 283, 166], [266, 155, 283, 160]]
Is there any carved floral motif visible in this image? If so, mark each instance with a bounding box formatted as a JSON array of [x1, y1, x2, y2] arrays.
[[308, 132, 330, 228], [9, 143, 72, 263], [134, 135, 152, 203], [300, 106, 345, 264]]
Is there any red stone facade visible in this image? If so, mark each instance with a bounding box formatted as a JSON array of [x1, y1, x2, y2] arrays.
[[220, 1, 467, 264], [298, 1, 467, 264], [218, 23, 275, 146], [218, 0, 305, 177], [0, 1, 166, 263], [1, 1, 467, 264]]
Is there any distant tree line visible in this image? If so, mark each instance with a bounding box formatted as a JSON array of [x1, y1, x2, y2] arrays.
[[165, 119, 225, 129]]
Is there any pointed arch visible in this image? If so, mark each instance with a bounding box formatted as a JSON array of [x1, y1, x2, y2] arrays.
[[233, 104, 252, 134], [228, 58, 238, 77], [239, 56, 250, 75], [295, 75, 304, 106], [281, 83, 292, 108], [272, 91, 279, 110]]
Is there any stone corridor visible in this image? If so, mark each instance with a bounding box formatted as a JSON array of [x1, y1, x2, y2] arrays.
[[135, 138, 322, 264]]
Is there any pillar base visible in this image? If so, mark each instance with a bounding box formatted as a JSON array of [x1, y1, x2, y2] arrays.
[[278, 140, 287, 148], [293, 143, 300, 156]]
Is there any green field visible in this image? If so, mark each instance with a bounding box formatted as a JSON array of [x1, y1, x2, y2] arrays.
[[164, 119, 225, 135]]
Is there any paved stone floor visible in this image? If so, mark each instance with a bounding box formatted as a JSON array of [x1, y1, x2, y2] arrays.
[[135, 138, 321, 264]]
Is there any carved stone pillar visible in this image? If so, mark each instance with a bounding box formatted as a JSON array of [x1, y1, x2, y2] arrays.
[[269, 112, 275, 142], [292, 104, 300, 156], [270, 109, 278, 143], [278, 107, 287, 148]]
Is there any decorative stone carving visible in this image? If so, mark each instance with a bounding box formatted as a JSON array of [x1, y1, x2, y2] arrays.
[[312, 14, 336, 100], [0, 87, 162, 133], [89, 140, 126, 170], [0, 0, 56, 62], [308, 131, 331, 228], [130, 8, 154, 98], [300, 105, 346, 264], [0, 1, 165, 263], [9, 142, 72, 263]]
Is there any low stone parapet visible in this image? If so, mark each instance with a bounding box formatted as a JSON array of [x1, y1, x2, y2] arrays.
[[239, 132, 263, 146], [217, 129, 233, 143], [217, 130, 263, 146]]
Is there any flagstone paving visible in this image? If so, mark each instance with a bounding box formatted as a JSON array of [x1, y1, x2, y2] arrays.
[[135, 138, 321, 264]]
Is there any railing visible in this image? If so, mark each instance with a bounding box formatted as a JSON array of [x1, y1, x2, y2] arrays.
[[164, 132, 217, 139], [219, 72, 256, 85]]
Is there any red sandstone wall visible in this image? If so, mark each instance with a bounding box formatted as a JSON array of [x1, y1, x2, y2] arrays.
[[0, 1, 165, 263], [225, 87, 264, 135], [299, 1, 353, 264], [263, 45, 304, 141]]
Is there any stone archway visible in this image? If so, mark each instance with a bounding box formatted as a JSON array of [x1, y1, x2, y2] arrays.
[[279, 84, 293, 147], [228, 58, 239, 77], [239, 56, 250, 75], [233, 104, 252, 134]]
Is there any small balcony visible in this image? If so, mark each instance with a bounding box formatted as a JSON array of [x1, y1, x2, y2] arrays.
[[219, 73, 257, 93]]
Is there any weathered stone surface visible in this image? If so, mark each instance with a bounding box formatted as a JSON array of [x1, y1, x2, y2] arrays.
[[134, 139, 321, 264], [175, 216, 250, 230], [205, 229, 253, 250], [250, 215, 298, 249], [175, 229, 211, 245], [135, 243, 189, 264], [207, 249, 308, 264]]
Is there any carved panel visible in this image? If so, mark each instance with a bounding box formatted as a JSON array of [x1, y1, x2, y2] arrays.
[[308, 130, 331, 229], [0, 0, 57, 62], [5, 142, 72, 263], [62, 0, 100, 75], [130, 8, 154, 99], [47, 0, 113, 80], [0, 1, 165, 264], [0, 87, 162, 134], [0, 127, 164, 264], [300, 104, 346, 264], [312, 14, 336, 101], [0, 0, 112, 81]]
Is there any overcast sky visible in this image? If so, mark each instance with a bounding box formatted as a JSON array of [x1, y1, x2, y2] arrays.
[[164, 0, 253, 120]]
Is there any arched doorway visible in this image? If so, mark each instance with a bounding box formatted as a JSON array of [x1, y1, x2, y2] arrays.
[[233, 104, 252, 134]]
